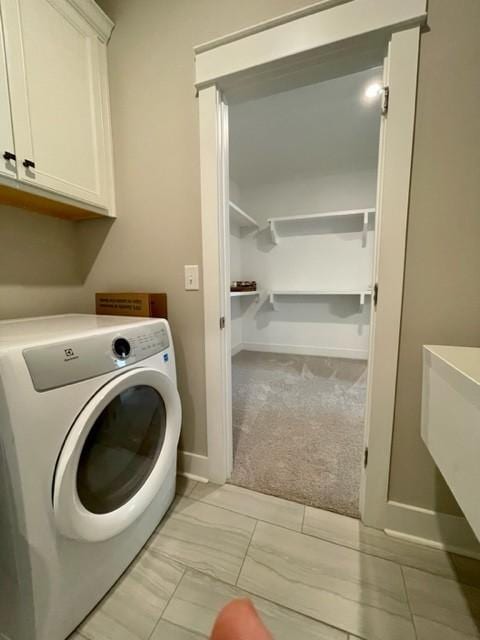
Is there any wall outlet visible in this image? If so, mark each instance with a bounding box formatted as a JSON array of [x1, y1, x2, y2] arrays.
[[184, 265, 199, 290]]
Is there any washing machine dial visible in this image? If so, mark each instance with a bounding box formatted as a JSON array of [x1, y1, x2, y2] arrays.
[[113, 337, 131, 359]]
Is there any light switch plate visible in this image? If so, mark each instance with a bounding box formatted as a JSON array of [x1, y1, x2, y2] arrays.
[[184, 265, 199, 290]]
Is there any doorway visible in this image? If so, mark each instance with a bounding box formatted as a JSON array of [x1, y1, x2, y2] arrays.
[[227, 66, 381, 517], [196, 2, 423, 530]]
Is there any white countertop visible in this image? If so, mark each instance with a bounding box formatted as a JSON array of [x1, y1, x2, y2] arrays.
[[422, 344, 480, 545], [424, 345, 480, 387]]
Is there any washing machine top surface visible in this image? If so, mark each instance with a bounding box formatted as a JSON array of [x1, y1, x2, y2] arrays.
[[0, 314, 173, 391], [0, 314, 163, 350]]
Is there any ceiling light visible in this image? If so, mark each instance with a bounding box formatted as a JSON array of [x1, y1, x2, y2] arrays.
[[364, 82, 383, 100]]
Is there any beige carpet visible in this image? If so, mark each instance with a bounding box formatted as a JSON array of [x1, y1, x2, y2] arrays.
[[230, 351, 367, 518]]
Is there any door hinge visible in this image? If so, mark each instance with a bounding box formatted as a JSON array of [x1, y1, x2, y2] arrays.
[[373, 283, 379, 308], [219, 316, 225, 330], [364, 447, 369, 468], [381, 86, 390, 115]]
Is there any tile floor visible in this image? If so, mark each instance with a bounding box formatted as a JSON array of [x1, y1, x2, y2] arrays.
[[74, 479, 480, 640]]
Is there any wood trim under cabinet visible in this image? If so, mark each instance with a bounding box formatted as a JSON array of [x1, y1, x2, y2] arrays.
[[0, 181, 108, 221]]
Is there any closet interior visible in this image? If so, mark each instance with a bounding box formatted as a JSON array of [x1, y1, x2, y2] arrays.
[[227, 66, 383, 518]]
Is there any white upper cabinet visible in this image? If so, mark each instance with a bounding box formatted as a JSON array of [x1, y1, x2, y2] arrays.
[[0, 18, 16, 179], [0, 0, 115, 216]]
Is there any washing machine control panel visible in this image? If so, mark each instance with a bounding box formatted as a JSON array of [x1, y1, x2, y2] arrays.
[[130, 326, 169, 359], [23, 323, 170, 392]]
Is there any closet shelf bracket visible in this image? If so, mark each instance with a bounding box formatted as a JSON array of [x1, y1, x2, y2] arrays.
[[269, 219, 279, 245], [362, 210, 369, 247], [268, 291, 277, 310]]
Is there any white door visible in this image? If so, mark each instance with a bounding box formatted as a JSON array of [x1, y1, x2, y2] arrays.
[[0, 10, 16, 179], [53, 368, 182, 542], [358, 54, 389, 518], [1, 0, 108, 206]]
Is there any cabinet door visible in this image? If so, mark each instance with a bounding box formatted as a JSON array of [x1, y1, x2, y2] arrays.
[[0, 11, 16, 180], [1, 0, 108, 207]]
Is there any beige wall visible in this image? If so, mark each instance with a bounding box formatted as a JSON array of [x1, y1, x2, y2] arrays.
[[80, 0, 311, 455], [0, 206, 88, 319], [2, 0, 479, 511], [388, 0, 480, 515]]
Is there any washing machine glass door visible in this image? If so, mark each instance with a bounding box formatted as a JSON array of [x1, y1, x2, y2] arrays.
[[53, 367, 181, 542]]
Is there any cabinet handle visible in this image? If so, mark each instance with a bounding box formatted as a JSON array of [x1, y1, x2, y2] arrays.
[[23, 159, 35, 169], [3, 151, 16, 161]]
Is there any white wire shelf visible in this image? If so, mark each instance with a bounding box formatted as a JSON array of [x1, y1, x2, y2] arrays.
[[229, 201, 259, 230], [268, 208, 375, 244], [269, 289, 372, 309]]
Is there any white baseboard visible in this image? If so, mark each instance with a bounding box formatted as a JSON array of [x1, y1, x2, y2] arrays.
[[237, 341, 368, 360], [177, 450, 209, 483], [385, 500, 480, 559], [231, 343, 243, 356]]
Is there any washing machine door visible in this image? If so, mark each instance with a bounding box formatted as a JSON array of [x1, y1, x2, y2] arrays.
[[53, 367, 181, 542]]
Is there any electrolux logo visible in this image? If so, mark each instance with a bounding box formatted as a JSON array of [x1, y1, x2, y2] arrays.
[[64, 347, 79, 362]]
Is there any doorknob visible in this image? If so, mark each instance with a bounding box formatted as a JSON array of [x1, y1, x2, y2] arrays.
[[3, 151, 16, 161], [23, 158, 35, 169]]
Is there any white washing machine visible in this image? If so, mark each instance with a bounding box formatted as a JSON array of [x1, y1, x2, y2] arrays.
[[0, 314, 181, 640]]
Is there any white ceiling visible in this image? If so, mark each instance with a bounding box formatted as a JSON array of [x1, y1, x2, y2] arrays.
[[229, 66, 383, 188]]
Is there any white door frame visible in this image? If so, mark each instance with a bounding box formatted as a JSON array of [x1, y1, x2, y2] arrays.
[[197, 0, 425, 530]]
